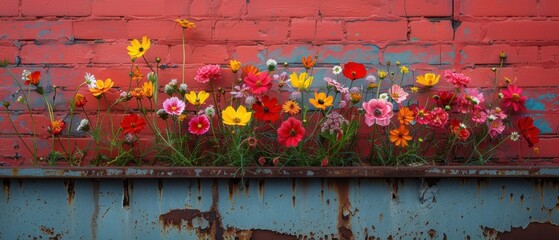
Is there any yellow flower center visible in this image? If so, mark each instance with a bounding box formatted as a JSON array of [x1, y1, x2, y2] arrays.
[[233, 117, 241, 123], [256, 81, 262, 87], [512, 93, 520, 101], [171, 106, 177, 111], [197, 123, 202, 128], [392, 93, 399, 99]]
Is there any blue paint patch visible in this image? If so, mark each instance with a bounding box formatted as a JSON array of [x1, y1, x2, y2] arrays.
[[525, 99, 545, 111], [384, 49, 439, 65], [533, 119, 552, 134], [37, 29, 52, 38], [463, 28, 470, 35]]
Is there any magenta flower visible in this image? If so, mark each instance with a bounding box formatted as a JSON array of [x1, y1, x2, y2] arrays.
[[444, 70, 471, 88], [488, 119, 505, 138], [457, 88, 485, 113], [489, 107, 507, 120], [471, 108, 488, 123], [163, 97, 186, 116], [244, 71, 272, 95], [428, 107, 449, 128], [188, 115, 210, 135], [362, 99, 394, 126], [501, 85, 527, 112], [194, 64, 221, 83], [389, 85, 408, 104]]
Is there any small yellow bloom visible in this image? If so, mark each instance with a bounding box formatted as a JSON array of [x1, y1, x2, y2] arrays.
[[222, 105, 252, 126], [282, 100, 301, 115], [289, 72, 313, 91], [416, 73, 440, 87], [142, 81, 153, 98], [229, 59, 241, 73], [410, 86, 419, 93], [131, 87, 144, 99], [132, 66, 143, 82], [89, 78, 114, 97], [127, 36, 151, 60], [400, 66, 409, 74], [367, 83, 379, 89], [309, 92, 333, 110], [178, 114, 187, 122], [350, 92, 362, 103], [175, 19, 196, 29], [378, 70, 388, 79], [185, 91, 210, 106]]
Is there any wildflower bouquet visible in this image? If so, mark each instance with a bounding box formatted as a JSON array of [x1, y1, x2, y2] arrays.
[[0, 19, 541, 168]]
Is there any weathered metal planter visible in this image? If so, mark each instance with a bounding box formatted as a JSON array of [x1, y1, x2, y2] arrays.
[[2, 166, 559, 239]]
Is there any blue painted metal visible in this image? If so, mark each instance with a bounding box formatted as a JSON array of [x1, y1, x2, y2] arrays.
[[2, 170, 559, 239]]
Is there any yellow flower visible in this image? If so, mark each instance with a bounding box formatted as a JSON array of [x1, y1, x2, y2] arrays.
[[416, 73, 440, 87], [185, 91, 210, 106], [131, 87, 144, 99], [229, 59, 241, 73], [178, 114, 187, 122], [350, 92, 362, 103], [282, 100, 300, 115], [289, 72, 313, 91], [89, 78, 114, 97], [222, 105, 252, 126], [127, 36, 151, 60], [309, 92, 333, 110], [410, 86, 419, 93], [367, 83, 379, 89], [400, 66, 409, 74], [175, 19, 196, 29], [142, 81, 153, 98], [378, 70, 388, 79]]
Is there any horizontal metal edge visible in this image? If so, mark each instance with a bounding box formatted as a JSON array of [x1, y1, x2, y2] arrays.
[[1, 166, 559, 178]]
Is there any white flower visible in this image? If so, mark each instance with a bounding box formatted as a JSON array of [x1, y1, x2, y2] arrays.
[[164, 85, 175, 95], [488, 115, 497, 121], [510, 132, 520, 141], [179, 83, 188, 92], [120, 91, 128, 98], [498, 93, 504, 99], [332, 66, 342, 75], [459, 123, 467, 129], [470, 96, 480, 105], [17, 96, 24, 103], [204, 105, 216, 118], [244, 96, 256, 106], [366, 75, 376, 83], [76, 119, 90, 132], [85, 72, 96, 87], [266, 59, 277, 67], [124, 133, 137, 144], [22, 70, 31, 80], [379, 93, 389, 101], [168, 79, 178, 86]]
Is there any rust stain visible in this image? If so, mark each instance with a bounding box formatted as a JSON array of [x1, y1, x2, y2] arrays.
[[64, 179, 75, 206], [331, 179, 353, 240], [520, 194, 525, 205], [292, 179, 296, 207], [391, 180, 399, 201], [11, 168, 18, 176], [3, 179, 10, 202], [91, 179, 100, 240], [159, 209, 202, 230], [39, 225, 63, 240], [320, 178, 325, 204], [250, 229, 298, 240], [497, 222, 559, 239], [245, 178, 250, 197], [258, 179, 265, 200], [229, 178, 240, 200], [158, 179, 163, 201], [428, 229, 437, 239], [123, 180, 130, 209], [379, 213, 383, 223]]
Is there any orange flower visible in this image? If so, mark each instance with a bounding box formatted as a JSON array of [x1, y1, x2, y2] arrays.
[[389, 125, 412, 147], [131, 66, 143, 82], [89, 78, 114, 97], [48, 119, 66, 136], [282, 100, 301, 115], [397, 107, 414, 125], [131, 87, 144, 99], [242, 65, 260, 76], [175, 19, 196, 29], [302, 56, 316, 70], [24, 71, 41, 86], [74, 93, 87, 107]]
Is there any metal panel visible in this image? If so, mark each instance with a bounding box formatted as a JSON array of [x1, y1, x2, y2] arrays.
[[2, 175, 559, 239]]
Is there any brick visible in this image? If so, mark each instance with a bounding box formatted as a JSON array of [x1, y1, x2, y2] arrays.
[[454, 21, 486, 42], [486, 21, 559, 41], [392, 0, 452, 17], [73, 21, 127, 40], [0, 0, 19, 16], [215, 21, 289, 42], [318, 0, 389, 17], [346, 21, 408, 41], [516, 67, 559, 87], [316, 20, 344, 41], [170, 45, 229, 64], [22, 0, 91, 16], [0, 46, 18, 63], [234, 46, 265, 64], [264, 45, 317, 64], [459, 67, 515, 88], [127, 20, 212, 42], [410, 20, 453, 41], [290, 19, 316, 41], [460, 0, 537, 17], [190, 0, 246, 17], [164, 0, 189, 16], [20, 43, 93, 64], [383, 45, 449, 65], [540, 0, 559, 16], [460, 45, 538, 64], [317, 44, 381, 64], [0, 21, 72, 40], [247, 0, 317, 17], [540, 46, 559, 63], [92, 0, 164, 16]]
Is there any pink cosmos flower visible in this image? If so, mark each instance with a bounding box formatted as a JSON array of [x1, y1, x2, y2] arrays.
[[324, 77, 349, 95], [457, 88, 485, 113], [501, 85, 527, 112], [194, 64, 221, 83], [428, 107, 449, 128], [488, 119, 505, 138], [471, 108, 488, 123], [389, 85, 408, 104], [490, 107, 507, 120], [444, 70, 471, 88], [244, 71, 272, 95], [163, 97, 186, 115], [362, 99, 394, 126], [188, 115, 210, 135]]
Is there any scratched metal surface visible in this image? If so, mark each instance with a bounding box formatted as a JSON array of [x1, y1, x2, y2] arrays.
[[2, 177, 559, 239]]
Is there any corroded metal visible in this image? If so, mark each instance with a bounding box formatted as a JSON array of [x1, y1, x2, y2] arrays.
[[2, 166, 559, 178]]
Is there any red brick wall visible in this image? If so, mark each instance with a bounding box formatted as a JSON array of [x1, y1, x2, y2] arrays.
[[0, 0, 557, 164]]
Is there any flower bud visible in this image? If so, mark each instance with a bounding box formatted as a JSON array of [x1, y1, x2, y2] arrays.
[[491, 67, 497, 72], [444, 105, 451, 111], [155, 57, 161, 63], [499, 51, 507, 59], [2, 101, 10, 108], [157, 109, 169, 120], [433, 95, 440, 100]]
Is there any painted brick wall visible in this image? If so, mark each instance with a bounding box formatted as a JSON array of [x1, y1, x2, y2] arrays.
[[0, 0, 557, 164]]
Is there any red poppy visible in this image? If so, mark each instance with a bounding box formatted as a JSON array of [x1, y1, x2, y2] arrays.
[[188, 115, 210, 135], [517, 117, 540, 148], [342, 62, 366, 81], [25, 71, 41, 86], [120, 113, 146, 135], [436, 91, 456, 109], [252, 95, 282, 122], [277, 117, 305, 147]]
